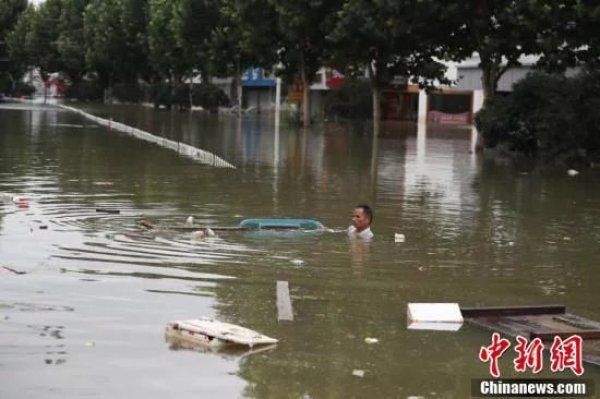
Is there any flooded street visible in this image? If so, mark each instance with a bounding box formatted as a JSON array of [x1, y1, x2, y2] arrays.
[[1, 102, 599, 398]]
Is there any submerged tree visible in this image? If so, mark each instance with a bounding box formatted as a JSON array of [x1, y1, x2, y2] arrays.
[[330, 0, 454, 135], [57, 0, 90, 83], [0, 0, 28, 91], [268, 0, 343, 127], [85, 0, 149, 96], [6, 0, 69, 98], [210, 0, 279, 115], [451, 0, 583, 100]]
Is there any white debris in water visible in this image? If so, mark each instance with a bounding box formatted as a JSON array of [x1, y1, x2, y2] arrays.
[[394, 233, 405, 243], [567, 169, 579, 176], [192, 230, 205, 240], [186, 216, 194, 226], [563, 236, 571, 241], [364, 337, 379, 344], [205, 228, 216, 237], [291, 259, 304, 266], [352, 369, 365, 377]]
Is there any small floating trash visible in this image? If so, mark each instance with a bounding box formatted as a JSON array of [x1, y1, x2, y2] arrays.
[[394, 233, 406, 243], [352, 369, 365, 377], [10, 194, 29, 208], [165, 318, 278, 348], [567, 169, 579, 176]]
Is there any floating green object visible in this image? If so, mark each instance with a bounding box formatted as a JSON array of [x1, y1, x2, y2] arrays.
[[239, 218, 324, 231]]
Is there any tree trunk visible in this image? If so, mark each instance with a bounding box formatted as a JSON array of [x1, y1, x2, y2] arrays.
[[300, 54, 311, 127], [189, 72, 193, 111], [372, 85, 381, 137], [301, 69, 310, 127], [236, 58, 242, 118], [481, 63, 499, 101], [302, 76, 310, 128], [368, 62, 381, 136]]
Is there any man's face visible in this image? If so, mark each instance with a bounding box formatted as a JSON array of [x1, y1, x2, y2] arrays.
[[352, 208, 370, 232]]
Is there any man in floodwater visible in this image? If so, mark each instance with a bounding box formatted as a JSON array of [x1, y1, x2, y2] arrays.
[[348, 204, 373, 240]]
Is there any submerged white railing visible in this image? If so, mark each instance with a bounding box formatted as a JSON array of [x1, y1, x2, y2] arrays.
[[59, 105, 236, 169]]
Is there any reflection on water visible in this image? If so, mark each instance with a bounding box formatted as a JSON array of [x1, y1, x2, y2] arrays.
[[1, 103, 599, 398]]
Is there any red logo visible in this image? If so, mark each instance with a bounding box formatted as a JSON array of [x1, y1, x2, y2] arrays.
[[479, 332, 511, 377], [479, 333, 585, 377], [514, 335, 544, 373], [550, 335, 584, 376]]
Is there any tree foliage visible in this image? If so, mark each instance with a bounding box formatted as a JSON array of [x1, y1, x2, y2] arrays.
[[84, 0, 148, 87], [0, 0, 28, 91], [476, 71, 600, 166]]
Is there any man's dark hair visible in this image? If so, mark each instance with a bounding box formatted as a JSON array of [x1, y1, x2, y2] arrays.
[[356, 204, 373, 224]]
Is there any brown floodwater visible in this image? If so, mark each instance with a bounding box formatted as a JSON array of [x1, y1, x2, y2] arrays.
[[1, 102, 599, 398]]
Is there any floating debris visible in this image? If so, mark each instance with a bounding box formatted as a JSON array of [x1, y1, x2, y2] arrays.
[[290, 259, 304, 266], [352, 369, 365, 377], [394, 233, 406, 243], [364, 337, 379, 344], [567, 169, 579, 176], [165, 318, 278, 348], [276, 281, 294, 322], [95, 208, 120, 214], [1, 266, 26, 275], [407, 303, 463, 331]]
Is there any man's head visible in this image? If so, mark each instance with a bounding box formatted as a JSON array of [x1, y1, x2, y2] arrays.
[[352, 204, 373, 232]]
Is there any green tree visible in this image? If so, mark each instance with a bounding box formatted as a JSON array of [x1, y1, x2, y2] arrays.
[[268, 0, 343, 127], [9, 0, 64, 79], [329, 0, 451, 135], [57, 0, 90, 83], [452, 1, 578, 100], [210, 0, 279, 114], [148, 0, 187, 83], [84, 0, 149, 96], [172, 0, 220, 81], [535, 1, 599, 71], [0, 0, 27, 91]]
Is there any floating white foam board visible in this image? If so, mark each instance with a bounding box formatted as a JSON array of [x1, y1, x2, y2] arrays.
[[165, 318, 278, 347], [407, 303, 464, 331], [407, 321, 463, 331]]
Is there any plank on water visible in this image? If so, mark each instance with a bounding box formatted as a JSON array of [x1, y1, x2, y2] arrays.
[[277, 281, 294, 322]]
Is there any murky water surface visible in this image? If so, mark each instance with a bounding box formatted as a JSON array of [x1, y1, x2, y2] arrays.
[[1, 102, 599, 398]]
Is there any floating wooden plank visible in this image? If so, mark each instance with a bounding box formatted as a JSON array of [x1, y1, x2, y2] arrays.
[[165, 318, 277, 348], [96, 208, 120, 214], [138, 218, 325, 232], [531, 330, 600, 341], [461, 305, 566, 318], [165, 333, 276, 358], [169, 225, 248, 232], [276, 281, 294, 322], [462, 304, 600, 366]]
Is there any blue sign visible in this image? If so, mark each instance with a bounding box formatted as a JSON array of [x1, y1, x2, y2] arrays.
[[242, 67, 276, 88]]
